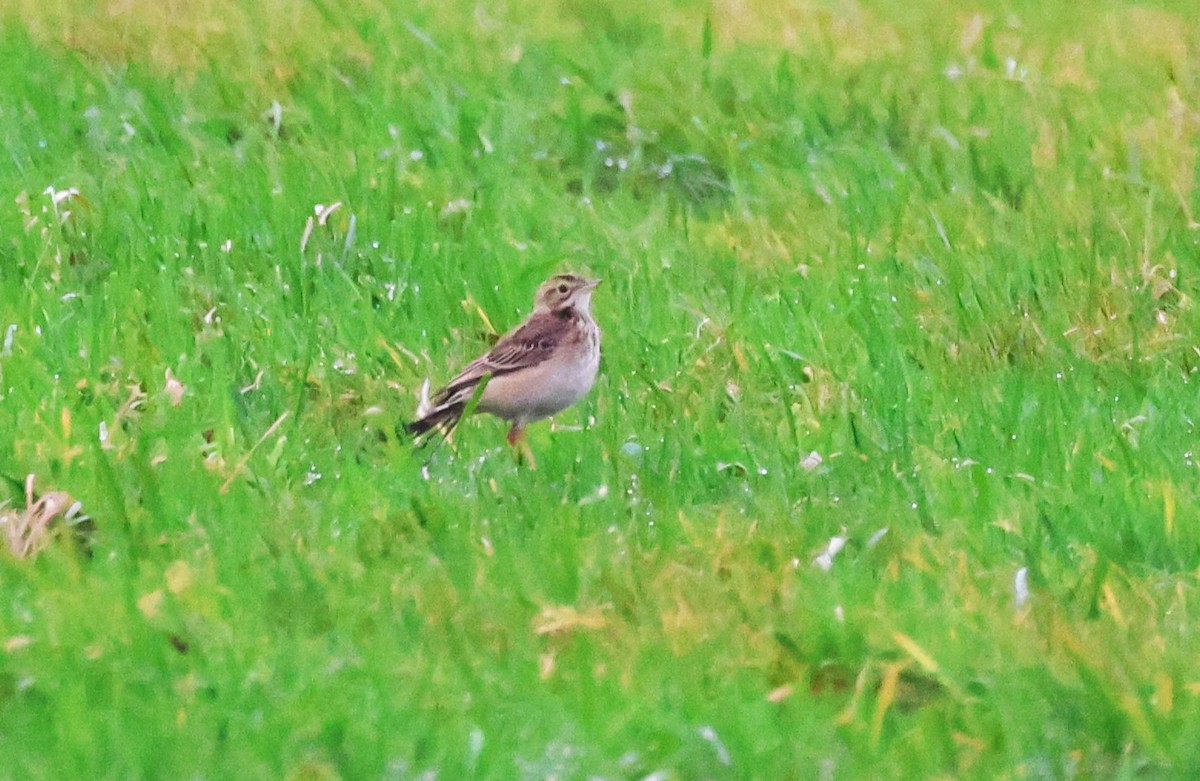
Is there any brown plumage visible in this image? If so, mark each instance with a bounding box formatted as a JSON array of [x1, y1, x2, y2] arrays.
[[406, 273, 601, 445]]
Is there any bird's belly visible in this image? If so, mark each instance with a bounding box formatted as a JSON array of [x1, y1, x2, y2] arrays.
[[478, 352, 598, 424]]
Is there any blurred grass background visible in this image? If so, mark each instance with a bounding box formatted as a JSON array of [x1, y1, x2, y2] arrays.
[[1, 0, 1199, 778]]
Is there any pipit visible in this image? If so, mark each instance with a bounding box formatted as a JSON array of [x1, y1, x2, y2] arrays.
[[405, 273, 602, 454]]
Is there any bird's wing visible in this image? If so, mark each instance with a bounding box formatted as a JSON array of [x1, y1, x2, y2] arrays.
[[431, 313, 562, 405]]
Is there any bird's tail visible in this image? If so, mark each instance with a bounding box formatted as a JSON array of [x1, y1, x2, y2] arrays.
[[403, 375, 490, 443], [403, 402, 465, 440]]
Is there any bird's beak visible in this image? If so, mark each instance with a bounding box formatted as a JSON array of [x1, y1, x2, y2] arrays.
[[585, 278, 602, 290]]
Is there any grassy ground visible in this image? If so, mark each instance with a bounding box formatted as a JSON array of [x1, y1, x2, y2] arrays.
[[1, 0, 1199, 778]]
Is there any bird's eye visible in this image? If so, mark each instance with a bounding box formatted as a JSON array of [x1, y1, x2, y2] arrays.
[[557, 284, 569, 294]]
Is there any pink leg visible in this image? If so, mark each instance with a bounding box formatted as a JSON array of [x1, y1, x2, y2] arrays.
[[507, 426, 536, 469]]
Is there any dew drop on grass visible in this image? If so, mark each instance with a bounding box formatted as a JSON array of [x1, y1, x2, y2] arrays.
[[1013, 567, 1031, 610], [697, 725, 732, 766]]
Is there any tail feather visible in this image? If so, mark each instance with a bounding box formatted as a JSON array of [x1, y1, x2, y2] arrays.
[[403, 402, 465, 440]]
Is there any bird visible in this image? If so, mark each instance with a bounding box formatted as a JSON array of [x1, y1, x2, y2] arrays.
[[405, 273, 602, 456]]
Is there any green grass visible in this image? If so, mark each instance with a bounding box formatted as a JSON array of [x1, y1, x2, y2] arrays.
[[2, 0, 1199, 778]]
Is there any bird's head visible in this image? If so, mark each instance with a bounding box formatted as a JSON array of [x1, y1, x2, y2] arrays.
[[534, 273, 601, 315]]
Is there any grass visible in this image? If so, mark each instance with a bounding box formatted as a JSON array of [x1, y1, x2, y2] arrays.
[[1, 0, 1199, 778]]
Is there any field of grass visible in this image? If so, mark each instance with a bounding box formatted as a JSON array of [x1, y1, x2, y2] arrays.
[[2, 0, 1199, 778]]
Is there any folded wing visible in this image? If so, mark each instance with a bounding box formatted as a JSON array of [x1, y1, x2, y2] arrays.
[[407, 314, 562, 437]]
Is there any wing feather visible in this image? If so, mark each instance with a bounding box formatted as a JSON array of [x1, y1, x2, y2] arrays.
[[431, 313, 562, 405]]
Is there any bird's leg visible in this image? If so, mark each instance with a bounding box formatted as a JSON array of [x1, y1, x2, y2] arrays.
[[507, 425, 536, 469]]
